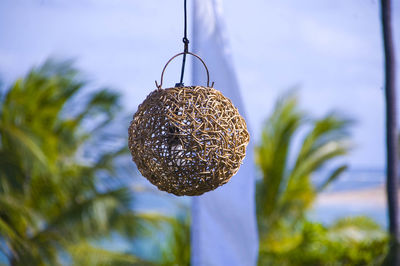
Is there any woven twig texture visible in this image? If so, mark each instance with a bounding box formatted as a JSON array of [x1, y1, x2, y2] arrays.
[[128, 86, 249, 196]]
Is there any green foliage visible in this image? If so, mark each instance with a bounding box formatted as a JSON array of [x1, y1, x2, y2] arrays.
[[137, 208, 191, 266], [261, 217, 388, 266], [158, 213, 191, 266], [256, 92, 387, 265], [0, 59, 141, 265], [68, 242, 151, 266]]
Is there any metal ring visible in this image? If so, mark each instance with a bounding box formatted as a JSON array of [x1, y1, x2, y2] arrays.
[[155, 52, 213, 89]]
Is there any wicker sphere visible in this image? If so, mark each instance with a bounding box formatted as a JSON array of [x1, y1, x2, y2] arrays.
[[128, 86, 249, 196]]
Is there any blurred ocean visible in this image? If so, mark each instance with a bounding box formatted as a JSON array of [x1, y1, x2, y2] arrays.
[[132, 168, 389, 227], [314, 168, 385, 192], [310, 168, 388, 227]]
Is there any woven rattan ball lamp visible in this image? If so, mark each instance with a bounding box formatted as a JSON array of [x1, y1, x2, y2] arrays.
[[128, 0, 249, 196], [128, 52, 249, 196]]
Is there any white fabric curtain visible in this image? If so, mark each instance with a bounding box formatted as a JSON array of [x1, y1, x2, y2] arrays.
[[191, 0, 259, 265]]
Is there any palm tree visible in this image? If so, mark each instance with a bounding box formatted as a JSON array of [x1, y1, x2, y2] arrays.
[[255, 92, 352, 262], [0, 59, 147, 265]]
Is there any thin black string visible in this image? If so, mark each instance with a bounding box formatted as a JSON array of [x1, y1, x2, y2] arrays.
[[178, 0, 189, 86]]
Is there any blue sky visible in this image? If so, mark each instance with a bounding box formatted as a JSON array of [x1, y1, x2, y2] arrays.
[[0, 0, 399, 169]]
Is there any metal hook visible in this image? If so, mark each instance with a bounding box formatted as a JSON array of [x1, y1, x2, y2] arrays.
[[155, 52, 214, 89]]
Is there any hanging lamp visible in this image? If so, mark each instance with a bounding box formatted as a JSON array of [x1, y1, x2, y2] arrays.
[[128, 0, 249, 196]]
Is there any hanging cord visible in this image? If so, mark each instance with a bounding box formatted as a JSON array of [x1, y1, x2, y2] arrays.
[[176, 0, 189, 87]]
